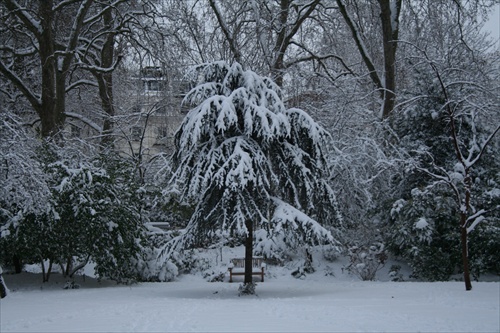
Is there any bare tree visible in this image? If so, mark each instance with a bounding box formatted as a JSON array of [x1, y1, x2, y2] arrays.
[[0, 0, 155, 140], [389, 0, 500, 287], [414, 49, 499, 290], [335, 0, 402, 118], [208, 0, 321, 87], [1, 0, 92, 137]]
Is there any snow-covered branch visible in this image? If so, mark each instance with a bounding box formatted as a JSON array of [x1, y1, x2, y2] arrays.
[[466, 124, 500, 168], [3, 0, 42, 36], [0, 60, 41, 111], [65, 79, 99, 92], [65, 112, 103, 133], [335, 0, 382, 91]]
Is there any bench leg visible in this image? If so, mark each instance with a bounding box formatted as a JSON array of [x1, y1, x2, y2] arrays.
[[261, 268, 264, 282]]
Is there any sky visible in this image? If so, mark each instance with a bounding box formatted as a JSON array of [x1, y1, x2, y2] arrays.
[[484, 3, 500, 49]]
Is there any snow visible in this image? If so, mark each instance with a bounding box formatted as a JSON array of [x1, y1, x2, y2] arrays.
[[1, 250, 498, 333], [415, 217, 429, 229], [454, 162, 465, 175], [486, 188, 500, 198], [467, 215, 486, 234]]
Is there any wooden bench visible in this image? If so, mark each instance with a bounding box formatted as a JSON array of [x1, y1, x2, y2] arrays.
[[228, 258, 265, 283]]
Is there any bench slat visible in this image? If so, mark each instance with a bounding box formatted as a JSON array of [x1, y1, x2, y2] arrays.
[[228, 258, 265, 283]]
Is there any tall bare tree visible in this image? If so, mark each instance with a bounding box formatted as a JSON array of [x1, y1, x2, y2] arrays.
[[335, 0, 401, 118], [0, 0, 154, 140]]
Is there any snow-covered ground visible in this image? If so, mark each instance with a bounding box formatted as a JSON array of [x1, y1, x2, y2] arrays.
[[1, 248, 499, 333]]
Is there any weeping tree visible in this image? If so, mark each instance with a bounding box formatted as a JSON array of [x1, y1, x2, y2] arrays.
[[161, 62, 342, 293]]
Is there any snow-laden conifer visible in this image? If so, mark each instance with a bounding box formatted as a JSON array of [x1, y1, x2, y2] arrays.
[[160, 62, 343, 287]]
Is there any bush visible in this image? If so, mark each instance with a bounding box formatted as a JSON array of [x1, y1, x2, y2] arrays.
[[238, 282, 256, 296], [345, 242, 387, 281]]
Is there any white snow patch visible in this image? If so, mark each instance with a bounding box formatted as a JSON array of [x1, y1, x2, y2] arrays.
[[454, 163, 465, 175], [486, 188, 500, 198], [467, 215, 486, 234], [1, 267, 498, 333], [415, 217, 429, 229], [107, 221, 118, 231], [450, 171, 464, 183]]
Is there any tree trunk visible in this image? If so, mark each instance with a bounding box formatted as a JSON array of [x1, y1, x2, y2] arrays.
[[46, 260, 53, 283], [271, 0, 290, 88], [460, 174, 473, 291], [0, 275, 7, 298], [41, 259, 53, 283], [379, 0, 396, 118], [244, 219, 254, 285], [459, 177, 473, 291], [98, 4, 116, 148], [53, 69, 67, 138], [271, 0, 319, 87], [3, 0, 100, 140], [41, 259, 46, 282], [460, 222, 472, 291], [39, 0, 60, 138], [208, 0, 242, 64], [65, 256, 73, 277], [378, 0, 401, 119], [13, 255, 22, 274], [69, 257, 90, 278]]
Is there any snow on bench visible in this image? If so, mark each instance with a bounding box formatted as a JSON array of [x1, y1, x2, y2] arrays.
[[228, 258, 266, 283]]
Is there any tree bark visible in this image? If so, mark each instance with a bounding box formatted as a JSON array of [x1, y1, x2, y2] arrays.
[[378, 0, 402, 119], [271, 0, 290, 87], [244, 219, 254, 285], [460, 175, 473, 291], [429, 51, 476, 291], [460, 220, 472, 291], [65, 256, 73, 277], [13, 255, 22, 274], [0, 275, 7, 298], [38, 0, 61, 138], [2, 0, 96, 139], [97, 4, 116, 148]]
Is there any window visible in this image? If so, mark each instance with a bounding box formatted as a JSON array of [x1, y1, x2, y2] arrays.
[[142, 66, 162, 78], [131, 126, 142, 141], [140, 67, 166, 93], [145, 80, 161, 92], [157, 126, 169, 139]]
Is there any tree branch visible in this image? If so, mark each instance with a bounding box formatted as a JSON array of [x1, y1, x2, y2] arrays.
[[65, 112, 102, 133], [336, 0, 383, 92], [467, 123, 500, 167], [0, 60, 41, 112], [3, 0, 42, 37], [66, 79, 99, 93], [208, 0, 242, 63], [286, 40, 355, 76]]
